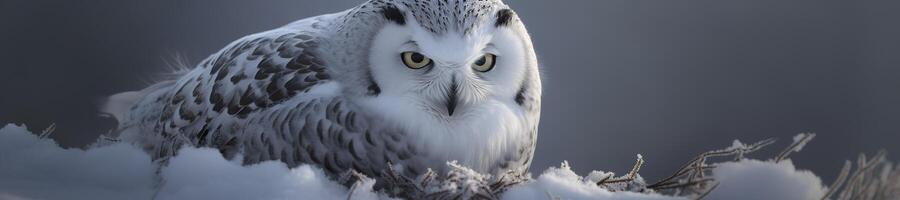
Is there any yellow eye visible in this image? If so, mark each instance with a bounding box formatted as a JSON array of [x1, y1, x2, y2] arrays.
[[401, 52, 432, 69], [472, 54, 497, 72]]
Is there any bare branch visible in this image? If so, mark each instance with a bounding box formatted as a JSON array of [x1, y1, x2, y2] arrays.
[[597, 155, 645, 186], [826, 150, 899, 200], [775, 133, 816, 163], [822, 160, 852, 200], [648, 138, 775, 193], [39, 123, 56, 139]]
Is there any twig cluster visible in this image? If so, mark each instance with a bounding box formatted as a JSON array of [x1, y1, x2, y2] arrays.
[[591, 155, 649, 192], [338, 132, 897, 200], [344, 162, 529, 200], [823, 150, 900, 200], [645, 137, 778, 199], [596, 155, 645, 186]]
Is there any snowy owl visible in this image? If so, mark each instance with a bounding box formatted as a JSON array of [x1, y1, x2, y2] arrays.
[[103, 0, 541, 179]]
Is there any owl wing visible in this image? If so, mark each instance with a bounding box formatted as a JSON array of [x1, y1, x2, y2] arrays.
[[176, 30, 331, 121], [129, 22, 412, 177]]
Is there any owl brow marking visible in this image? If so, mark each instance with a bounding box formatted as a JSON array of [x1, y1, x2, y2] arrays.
[[494, 9, 514, 27], [514, 83, 526, 105], [382, 4, 406, 25]]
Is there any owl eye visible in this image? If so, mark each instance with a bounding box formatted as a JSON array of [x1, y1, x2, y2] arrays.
[[472, 53, 497, 72], [401, 52, 432, 69]]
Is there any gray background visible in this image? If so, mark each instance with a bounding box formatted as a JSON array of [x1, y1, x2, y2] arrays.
[[1, 0, 897, 183]]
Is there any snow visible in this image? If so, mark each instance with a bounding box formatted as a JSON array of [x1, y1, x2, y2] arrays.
[[503, 162, 683, 200], [707, 159, 827, 200], [0, 124, 387, 200], [0, 124, 155, 200], [0, 124, 842, 200], [156, 148, 385, 200]]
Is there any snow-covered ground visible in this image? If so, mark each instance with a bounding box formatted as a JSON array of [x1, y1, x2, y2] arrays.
[[0, 124, 894, 200]]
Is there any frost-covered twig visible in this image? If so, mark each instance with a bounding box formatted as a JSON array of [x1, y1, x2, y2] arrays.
[[647, 138, 776, 197], [38, 123, 56, 139], [822, 161, 852, 200], [597, 154, 644, 186], [490, 169, 529, 194], [345, 170, 371, 200], [825, 150, 900, 200], [342, 132, 897, 200], [423, 161, 498, 200], [371, 161, 529, 200], [379, 162, 428, 198], [582, 155, 651, 193], [775, 133, 816, 163]]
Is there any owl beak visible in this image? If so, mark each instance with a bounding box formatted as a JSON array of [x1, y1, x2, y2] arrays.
[[445, 78, 459, 116]]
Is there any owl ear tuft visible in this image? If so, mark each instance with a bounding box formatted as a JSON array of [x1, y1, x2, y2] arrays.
[[495, 9, 515, 27], [381, 4, 406, 25]]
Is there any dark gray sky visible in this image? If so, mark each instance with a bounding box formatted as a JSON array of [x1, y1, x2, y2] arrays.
[[1, 0, 897, 183]]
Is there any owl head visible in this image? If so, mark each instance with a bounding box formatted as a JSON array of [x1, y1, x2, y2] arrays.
[[354, 0, 540, 125]]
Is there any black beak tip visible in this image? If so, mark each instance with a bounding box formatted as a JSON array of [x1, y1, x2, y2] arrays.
[[446, 102, 456, 116], [446, 77, 459, 117]]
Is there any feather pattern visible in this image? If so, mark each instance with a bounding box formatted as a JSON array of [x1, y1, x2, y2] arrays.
[[112, 0, 540, 181]]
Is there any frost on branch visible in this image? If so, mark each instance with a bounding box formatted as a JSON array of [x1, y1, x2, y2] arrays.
[[823, 150, 900, 200], [644, 137, 777, 198], [775, 133, 816, 163], [345, 161, 529, 200], [362, 133, 863, 200]]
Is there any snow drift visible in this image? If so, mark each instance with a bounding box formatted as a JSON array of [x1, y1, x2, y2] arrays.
[[0, 124, 896, 200], [0, 124, 383, 200]]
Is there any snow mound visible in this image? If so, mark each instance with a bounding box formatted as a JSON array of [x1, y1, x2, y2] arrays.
[[503, 162, 683, 200], [0, 124, 155, 200], [0, 124, 894, 200], [0, 124, 384, 200], [156, 148, 386, 200], [707, 159, 827, 200]]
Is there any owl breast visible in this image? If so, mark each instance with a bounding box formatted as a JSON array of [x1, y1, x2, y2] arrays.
[[356, 92, 537, 176]]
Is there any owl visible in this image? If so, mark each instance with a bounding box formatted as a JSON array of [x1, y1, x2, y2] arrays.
[[103, 0, 542, 181]]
